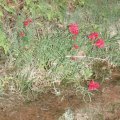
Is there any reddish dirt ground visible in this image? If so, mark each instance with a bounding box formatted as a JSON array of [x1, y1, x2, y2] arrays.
[[0, 90, 83, 120], [0, 72, 120, 120]]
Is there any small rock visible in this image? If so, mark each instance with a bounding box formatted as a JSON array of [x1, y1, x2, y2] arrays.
[[58, 108, 74, 120]]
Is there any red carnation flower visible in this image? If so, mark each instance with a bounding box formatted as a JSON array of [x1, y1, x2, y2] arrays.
[[95, 39, 105, 48], [19, 32, 25, 37], [88, 80, 100, 91], [23, 20, 29, 27], [73, 44, 79, 49], [69, 23, 79, 35], [23, 18, 32, 27], [88, 32, 99, 40]]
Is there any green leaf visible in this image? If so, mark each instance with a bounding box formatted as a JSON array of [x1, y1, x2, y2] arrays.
[[25, 0, 31, 5], [4, 6, 15, 13], [23, 36, 29, 41], [0, 11, 3, 17], [0, 29, 9, 54]]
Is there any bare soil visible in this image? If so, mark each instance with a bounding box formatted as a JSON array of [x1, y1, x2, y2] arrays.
[[0, 75, 120, 120]]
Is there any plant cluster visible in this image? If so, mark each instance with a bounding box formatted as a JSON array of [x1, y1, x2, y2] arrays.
[[0, 0, 120, 100]]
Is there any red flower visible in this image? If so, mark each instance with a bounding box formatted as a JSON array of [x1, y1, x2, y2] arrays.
[[23, 18, 32, 27], [70, 56, 77, 61], [69, 23, 79, 35], [88, 80, 100, 91], [73, 44, 79, 49], [23, 20, 29, 27], [95, 39, 105, 48], [19, 32, 25, 37], [88, 32, 99, 40]]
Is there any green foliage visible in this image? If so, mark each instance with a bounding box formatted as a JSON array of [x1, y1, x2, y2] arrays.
[[24, 0, 86, 22], [24, 0, 67, 21], [0, 27, 9, 54], [0, 0, 120, 98], [0, 0, 15, 14], [0, 11, 3, 17]]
